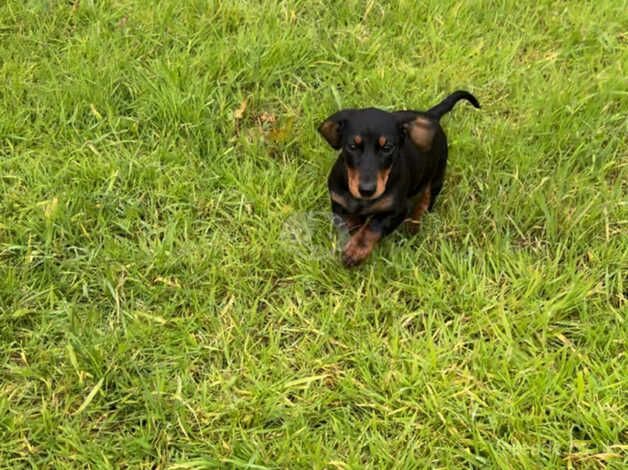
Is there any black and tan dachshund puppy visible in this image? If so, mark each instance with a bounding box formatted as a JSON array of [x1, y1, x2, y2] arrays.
[[318, 90, 480, 266]]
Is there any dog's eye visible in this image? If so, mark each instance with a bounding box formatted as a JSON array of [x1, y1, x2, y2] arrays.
[[382, 144, 394, 153]]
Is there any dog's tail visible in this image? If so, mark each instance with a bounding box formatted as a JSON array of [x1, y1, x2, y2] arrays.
[[427, 90, 480, 120]]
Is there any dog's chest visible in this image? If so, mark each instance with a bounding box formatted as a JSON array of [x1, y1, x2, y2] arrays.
[[330, 191, 396, 215]]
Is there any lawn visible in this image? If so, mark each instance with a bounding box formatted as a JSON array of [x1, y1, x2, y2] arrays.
[[0, 0, 626, 468]]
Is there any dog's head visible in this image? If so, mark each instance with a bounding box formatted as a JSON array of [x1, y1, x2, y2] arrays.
[[318, 108, 436, 200]]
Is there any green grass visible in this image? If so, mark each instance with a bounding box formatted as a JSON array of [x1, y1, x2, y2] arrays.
[[0, 0, 626, 467]]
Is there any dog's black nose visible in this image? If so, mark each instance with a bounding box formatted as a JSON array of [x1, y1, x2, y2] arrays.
[[359, 182, 376, 198]]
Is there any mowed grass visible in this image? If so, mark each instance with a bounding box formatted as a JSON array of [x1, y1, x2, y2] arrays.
[[0, 0, 626, 467]]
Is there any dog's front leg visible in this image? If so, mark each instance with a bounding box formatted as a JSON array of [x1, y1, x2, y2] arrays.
[[342, 210, 406, 267], [342, 222, 382, 267]]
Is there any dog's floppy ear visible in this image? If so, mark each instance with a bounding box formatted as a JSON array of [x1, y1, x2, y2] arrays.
[[318, 109, 355, 149], [394, 112, 437, 152]]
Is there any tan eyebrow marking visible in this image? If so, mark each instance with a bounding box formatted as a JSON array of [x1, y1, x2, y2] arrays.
[[378, 136, 387, 147], [353, 135, 362, 145]]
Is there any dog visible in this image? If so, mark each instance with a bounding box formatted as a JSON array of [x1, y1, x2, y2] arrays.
[[317, 90, 480, 266]]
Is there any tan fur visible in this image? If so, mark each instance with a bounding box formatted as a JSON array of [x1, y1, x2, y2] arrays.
[[319, 120, 341, 148], [346, 166, 361, 198], [350, 166, 391, 200], [353, 135, 362, 145], [342, 224, 381, 266], [406, 117, 436, 151], [405, 184, 431, 233], [372, 167, 391, 199], [330, 191, 349, 210], [378, 136, 387, 147], [347, 156, 391, 200], [366, 194, 395, 213]]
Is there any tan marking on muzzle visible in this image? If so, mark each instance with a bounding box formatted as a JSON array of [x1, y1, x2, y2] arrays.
[[348, 166, 392, 200], [346, 166, 361, 199], [371, 167, 391, 199]]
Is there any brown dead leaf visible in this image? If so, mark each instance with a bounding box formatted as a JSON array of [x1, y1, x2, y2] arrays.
[[257, 112, 276, 125]]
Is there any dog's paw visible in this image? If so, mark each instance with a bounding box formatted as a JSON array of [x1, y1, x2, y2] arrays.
[[342, 237, 370, 267]]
